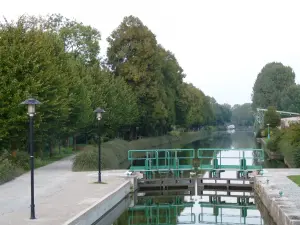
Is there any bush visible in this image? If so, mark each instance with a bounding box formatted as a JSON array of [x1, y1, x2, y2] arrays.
[[293, 147, 300, 168], [11, 151, 30, 170], [72, 147, 98, 171], [266, 129, 282, 152], [277, 124, 300, 167], [0, 159, 24, 184], [169, 130, 181, 138]]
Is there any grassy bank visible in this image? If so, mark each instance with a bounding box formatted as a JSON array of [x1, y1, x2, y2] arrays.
[[288, 175, 300, 186], [72, 130, 212, 171], [260, 125, 300, 168], [0, 147, 74, 185]]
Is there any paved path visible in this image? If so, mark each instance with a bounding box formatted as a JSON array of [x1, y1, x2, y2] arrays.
[[0, 156, 130, 225], [255, 169, 300, 225]]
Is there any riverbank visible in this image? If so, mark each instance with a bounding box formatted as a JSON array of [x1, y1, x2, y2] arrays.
[[0, 147, 75, 185], [254, 169, 300, 225], [258, 138, 284, 160], [0, 156, 134, 225], [73, 129, 213, 171]]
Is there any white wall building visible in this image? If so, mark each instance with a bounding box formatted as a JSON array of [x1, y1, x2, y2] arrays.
[[280, 117, 300, 128]]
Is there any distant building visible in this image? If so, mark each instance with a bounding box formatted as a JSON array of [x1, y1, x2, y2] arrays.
[[280, 117, 300, 128]]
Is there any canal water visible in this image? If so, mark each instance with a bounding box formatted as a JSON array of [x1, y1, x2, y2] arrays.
[[95, 131, 282, 225]]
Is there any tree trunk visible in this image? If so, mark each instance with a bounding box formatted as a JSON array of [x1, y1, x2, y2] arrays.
[[49, 142, 53, 157], [73, 135, 77, 151], [58, 139, 61, 155]]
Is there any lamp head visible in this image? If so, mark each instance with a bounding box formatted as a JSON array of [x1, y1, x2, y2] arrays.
[[94, 107, 105, 121], [20, 98, 41, 116]]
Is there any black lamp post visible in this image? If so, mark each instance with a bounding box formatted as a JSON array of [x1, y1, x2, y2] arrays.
[[93, 107, 105, 183], [21, 98, 41, 219]]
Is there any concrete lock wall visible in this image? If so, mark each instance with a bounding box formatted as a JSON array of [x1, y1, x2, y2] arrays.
[[63, 181, 131, 225], [254, 178, 299, 225]]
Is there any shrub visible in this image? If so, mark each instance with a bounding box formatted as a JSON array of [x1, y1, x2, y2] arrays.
[[0, 159, 24, 184], [35, 157, 47, 168], [293, 147, 300, 168], [11, 151, 30, 170], [169, 130, 181, 138], [60, 147, 73, 155], [72, 148, 98, 171], [266, 129, 282, 152]]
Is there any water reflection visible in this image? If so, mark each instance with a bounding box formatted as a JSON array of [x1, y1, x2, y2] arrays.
[[108, 132, 280, 225], [115, 190, 267, 225]]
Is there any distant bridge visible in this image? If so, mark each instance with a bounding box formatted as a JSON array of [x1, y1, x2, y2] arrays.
[[254, 108, 300, 130]]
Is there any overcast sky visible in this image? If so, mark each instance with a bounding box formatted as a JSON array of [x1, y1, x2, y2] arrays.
[[2, 0, 300, 106]]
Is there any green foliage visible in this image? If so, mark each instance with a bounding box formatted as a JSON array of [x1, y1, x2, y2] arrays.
[[280, 84, 300, 112], [0, 14, 230, 178], [11, 151, 30, 170], [266, 129, 282, 152], [264, 106, 281, 128], [169, 130, 181, 138], [106, 15, 220, 135], [277, 124, 300, 167], [0, 159, 24, 185], [0, 147, 74, 183], [252, 62, 295, 110], [231, 103, 254, 126], [293, 148, 300, 168], [208, 97, 231, 125], [72, 147, 98, 171]]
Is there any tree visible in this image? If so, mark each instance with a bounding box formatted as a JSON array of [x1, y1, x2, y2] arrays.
[[231, 103, 254, 126], [0, 13, 229, 154], [0, 18, 70, 152], [264, 106, 281, 128], [280, 85, 300, 113], [208, 97, 231, 125], [106, 16, 174, 135], [252, 62, 295, 110], [158, 45, 185, 131], [89, 67, 139, 137], [42, 14, 102, 66]]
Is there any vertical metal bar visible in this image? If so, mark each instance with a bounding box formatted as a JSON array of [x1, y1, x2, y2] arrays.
[[243, 150, 245, 170], [167, 151, 170, 168], [165, 151, 168, 168], [29, 115, 35, 219], [220, 151, 222, 169], [98, 119, 101, 183], [155, 151, 158, 170]]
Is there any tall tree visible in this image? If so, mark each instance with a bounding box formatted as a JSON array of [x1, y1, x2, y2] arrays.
[[106, 16, 166, 135], [43, 14, 102, 66], [231, 103, 254, 126], [280, 85, 300, 113], [252, 62, 295, 110], [0, 18, 70, 151]]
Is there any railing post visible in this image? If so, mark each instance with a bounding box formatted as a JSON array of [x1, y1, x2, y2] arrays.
[[167, 151, 170, 169], [220, 151, 222, 169], [155, 150, 159, 170]]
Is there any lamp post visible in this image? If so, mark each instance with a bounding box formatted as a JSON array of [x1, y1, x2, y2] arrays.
[[267, 123, 270, 139], [94, 107, 105, 183], [21, 98, 41, 219]]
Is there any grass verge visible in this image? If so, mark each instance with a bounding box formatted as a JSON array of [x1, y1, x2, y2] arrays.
[[288, 175, 300, 186], [0, 147, 74, 185], [72, 130, 212, 172]]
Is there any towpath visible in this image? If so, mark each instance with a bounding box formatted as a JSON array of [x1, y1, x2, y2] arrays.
[[0, 156, 130, 225]]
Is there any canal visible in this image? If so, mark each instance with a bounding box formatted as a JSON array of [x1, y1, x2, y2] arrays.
[[95, 131, 283, 225]]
